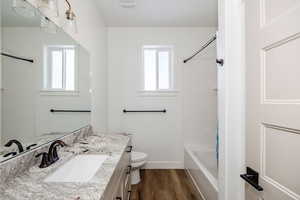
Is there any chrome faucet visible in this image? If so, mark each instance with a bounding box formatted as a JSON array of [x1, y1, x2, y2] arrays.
[[36, 140, 67, 168]]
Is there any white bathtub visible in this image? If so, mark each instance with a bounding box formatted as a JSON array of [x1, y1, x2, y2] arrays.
[[184, 145, 218, 200]]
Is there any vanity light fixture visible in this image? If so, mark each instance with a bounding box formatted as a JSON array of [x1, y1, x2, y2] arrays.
[[63, 0, 78, 33], [12, 0, 36, 18], [38, 0, 59, 17], [37, 0, 77, 33]]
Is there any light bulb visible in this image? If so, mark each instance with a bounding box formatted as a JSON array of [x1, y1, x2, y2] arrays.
[[12, 0, 35, 18], [63, 10, 78, 33], [64, 18, 78, 34]]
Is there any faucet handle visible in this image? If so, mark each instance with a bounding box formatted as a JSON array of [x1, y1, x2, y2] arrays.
[[36, 152, 50, 168], [26, 144, 37, 150], [3, 152, 17, 158]]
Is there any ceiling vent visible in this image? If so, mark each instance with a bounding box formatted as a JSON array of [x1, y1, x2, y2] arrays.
[[120, 0, 136, 8]]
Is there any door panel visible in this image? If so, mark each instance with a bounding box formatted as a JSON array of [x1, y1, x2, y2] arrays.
[[263, 0, 300, 24], [264, 36, 300, 100], [262, 125, 300, 198], [246, 0, 300, 199]]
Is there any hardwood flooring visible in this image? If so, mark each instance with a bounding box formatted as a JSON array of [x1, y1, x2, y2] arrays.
[[130, 169, 203, 200]]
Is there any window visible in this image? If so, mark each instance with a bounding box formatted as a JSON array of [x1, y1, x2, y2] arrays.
[[143, 46, 173, 91], [43, 45, 77, 91]]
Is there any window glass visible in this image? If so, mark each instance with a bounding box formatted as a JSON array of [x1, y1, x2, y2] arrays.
[[143, 46, 173, 91], [45, 46, 76, 91], [144, 49, 157, 91], [51, 50, 63, 89], [158, 51, 170, 90], [65, 49, 75, 90]]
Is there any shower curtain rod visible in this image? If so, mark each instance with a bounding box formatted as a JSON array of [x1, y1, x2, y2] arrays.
[[183, 34, 217, 63], [1, 52, 34, 63]]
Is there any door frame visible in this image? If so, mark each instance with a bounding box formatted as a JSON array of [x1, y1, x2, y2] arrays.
[[218, 0, 246, 199]]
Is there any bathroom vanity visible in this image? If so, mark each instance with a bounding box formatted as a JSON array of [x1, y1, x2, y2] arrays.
[[0, 128, 132, 200]]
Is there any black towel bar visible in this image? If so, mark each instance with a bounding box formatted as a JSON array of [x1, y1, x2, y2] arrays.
[[50, 109, 91, 113], [1, 52, 34, 63], [123, 109, 167, 113]]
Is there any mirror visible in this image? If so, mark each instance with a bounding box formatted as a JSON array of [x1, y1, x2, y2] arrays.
[[0, 0, 91, 162]]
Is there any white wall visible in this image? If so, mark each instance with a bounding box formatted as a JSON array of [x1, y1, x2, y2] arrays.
[[27, 0, 108, 133], [2, 27, 90, 144], [183, 34, 217, 149], [37, 46, 91, 135], [0, 2, 2, 145], [108, 27, 216, 168]]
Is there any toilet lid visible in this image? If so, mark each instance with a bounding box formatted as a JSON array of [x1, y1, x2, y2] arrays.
[[131, 151, 147, 163]]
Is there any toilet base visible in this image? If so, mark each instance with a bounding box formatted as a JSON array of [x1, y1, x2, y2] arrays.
[[131, 168, 141, 185]]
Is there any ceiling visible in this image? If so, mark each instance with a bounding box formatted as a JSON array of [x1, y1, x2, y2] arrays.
[[95, 0, 218, 27]]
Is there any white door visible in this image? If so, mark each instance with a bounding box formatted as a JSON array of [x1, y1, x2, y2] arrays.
[[246, 0, 300, 200]]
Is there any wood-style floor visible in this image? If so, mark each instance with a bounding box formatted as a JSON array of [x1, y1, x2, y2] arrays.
[[130, 169, 203, 200]]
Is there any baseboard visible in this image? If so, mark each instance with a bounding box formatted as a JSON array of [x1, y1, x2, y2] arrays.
[[185, 169, 207, 200], [144, 161, 184, 169]]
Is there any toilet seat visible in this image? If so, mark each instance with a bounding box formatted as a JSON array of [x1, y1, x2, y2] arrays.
[[131, 151, 147, 163]]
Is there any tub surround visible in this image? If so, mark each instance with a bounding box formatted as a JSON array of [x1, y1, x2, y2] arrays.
[[0, 127, 131, 200]]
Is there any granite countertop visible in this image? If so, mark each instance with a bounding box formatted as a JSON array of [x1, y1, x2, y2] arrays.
[[0, 134, 130, 200]]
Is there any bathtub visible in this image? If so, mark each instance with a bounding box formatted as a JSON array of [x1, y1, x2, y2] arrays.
[[184, 145, 218, 200]]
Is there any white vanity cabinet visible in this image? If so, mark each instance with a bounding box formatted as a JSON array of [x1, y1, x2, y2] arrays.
[[102, 142, 132, 200]]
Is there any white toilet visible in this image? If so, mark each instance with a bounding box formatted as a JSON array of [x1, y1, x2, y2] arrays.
[[131, 151, 148, 185]]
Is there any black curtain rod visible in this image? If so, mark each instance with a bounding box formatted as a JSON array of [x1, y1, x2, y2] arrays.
[[183, 34, 217, 64], [1, 52, 34, 63], [123, 109, 167, 113], [50, 109, 91, 113]]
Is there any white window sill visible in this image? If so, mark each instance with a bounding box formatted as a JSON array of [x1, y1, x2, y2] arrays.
[[40, 90, 80, 96], [138, 90, 179, 97]]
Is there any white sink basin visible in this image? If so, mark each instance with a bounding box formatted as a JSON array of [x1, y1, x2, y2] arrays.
[[44, 155, 108, 183]]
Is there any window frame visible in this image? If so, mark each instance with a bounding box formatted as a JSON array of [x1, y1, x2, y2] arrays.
[[142, 45, 174, 92], [42, 45, 79, 93]]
